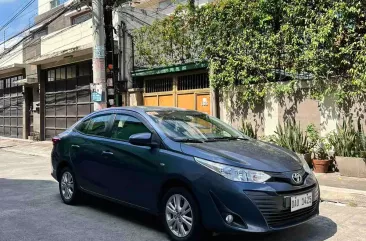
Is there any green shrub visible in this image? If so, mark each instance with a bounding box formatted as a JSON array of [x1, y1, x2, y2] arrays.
[[328, 119, 366, 158], [240, 121, 257, 139], [273, 120, 313, 154]]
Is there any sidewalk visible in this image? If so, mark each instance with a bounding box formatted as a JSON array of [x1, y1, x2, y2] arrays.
[[316, 172, 366, 207], [0, 137, 52, 158]]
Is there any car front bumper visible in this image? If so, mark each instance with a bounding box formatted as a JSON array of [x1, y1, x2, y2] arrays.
[[192, 171, 320, 233]]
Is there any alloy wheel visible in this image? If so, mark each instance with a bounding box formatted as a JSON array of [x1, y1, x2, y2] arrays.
[[165, 194, 194, 238], [61, 172, 74, 200]]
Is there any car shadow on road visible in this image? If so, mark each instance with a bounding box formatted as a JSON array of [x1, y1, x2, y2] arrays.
[[80, 193, 166, 232], [212, 215, 337, 241]]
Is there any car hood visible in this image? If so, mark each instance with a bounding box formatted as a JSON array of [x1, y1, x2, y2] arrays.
[[180, 139, 303, 172]]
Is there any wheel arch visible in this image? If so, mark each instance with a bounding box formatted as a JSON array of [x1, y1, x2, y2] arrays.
[[56, 161, 73, 181], [157, 176, 199, 213]]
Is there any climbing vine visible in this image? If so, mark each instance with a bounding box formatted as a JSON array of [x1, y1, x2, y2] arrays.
[[133, 0, 366, 108]]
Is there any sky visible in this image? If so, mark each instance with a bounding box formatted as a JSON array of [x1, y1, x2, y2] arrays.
[[0, 0, 38, 44]]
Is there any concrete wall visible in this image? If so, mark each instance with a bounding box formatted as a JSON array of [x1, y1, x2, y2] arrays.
[[23, 38, 42, 63], [319, 95, 338, 137], [128, 88, 144, 106], [220, 87, 336, 138], [40, 19, 92, 56], [278, 93, 321, 131], [338, 97, 366, 132], [36, 2, 83, 35], [219, 90, 265, 137], [38, 0, 52, 15], [0, 44, 23, 68]]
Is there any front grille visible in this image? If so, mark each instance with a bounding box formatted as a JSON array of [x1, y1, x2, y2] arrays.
[[245, 186, 319, 228], [268, 169, 308, 186]]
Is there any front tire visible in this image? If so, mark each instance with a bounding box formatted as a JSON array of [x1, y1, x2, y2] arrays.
[[162, 187, 208, 241], [59, 167, 80, 205]]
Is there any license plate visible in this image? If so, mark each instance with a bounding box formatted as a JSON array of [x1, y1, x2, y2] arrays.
[[291, 192, 312, 212]]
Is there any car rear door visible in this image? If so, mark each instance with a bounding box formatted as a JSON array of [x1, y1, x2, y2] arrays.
[[69, 113, 115, 196]]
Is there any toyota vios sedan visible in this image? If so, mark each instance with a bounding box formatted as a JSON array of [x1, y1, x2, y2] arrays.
[[51, 107, 319, 241]]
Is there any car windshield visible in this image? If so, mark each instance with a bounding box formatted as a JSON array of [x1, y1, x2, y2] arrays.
[[145, 110, 248, 142]]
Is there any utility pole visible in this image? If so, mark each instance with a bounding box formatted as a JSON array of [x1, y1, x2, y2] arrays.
[[104, 0, 117, 107], [92, 0, 107, 111]]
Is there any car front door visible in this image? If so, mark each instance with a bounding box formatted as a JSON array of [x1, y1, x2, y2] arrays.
[[99, 111, 166, 210], [70, 113, 115, 196]]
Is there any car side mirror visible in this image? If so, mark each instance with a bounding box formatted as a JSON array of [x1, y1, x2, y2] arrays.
[[129, 133, 159, 148]]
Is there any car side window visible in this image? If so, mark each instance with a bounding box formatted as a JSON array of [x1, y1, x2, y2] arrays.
[[76, 119, 90, 133], [77, 115, 111, 137], [110, 114, 150, 141]]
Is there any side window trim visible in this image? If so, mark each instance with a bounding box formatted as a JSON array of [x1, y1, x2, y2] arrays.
[[74, 113, 114, 139]]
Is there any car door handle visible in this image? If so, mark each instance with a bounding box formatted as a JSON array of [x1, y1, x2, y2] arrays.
[[102, 151, 114, 156], [71, 144, 80, 149]]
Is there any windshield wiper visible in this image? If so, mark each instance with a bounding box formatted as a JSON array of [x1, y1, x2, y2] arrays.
[[206, 136, 249, 142], [174, 138, 206, 143]]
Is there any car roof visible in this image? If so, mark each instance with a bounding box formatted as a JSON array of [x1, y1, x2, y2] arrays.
[[97, 106, 193, 114]]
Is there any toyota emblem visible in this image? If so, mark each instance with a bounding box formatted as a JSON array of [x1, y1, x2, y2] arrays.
[[292, 173, 303, 184]]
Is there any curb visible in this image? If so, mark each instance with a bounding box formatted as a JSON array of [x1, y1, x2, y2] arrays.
[[320, 185, 366, 207]]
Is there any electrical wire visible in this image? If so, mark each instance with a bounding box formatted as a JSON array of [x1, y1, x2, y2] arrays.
[[118, 11, 152, 26], [1, 24, 91, 65], [0, 1, 80, 62], [0, 0, 91, 47], [0, 0, 36, 33], [0, 0, 35, 27], [0, 6, 70, 47]]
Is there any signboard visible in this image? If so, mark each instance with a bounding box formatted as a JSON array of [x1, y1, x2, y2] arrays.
[[90, 83, 105, 102], [92, 92, 102, 102], [94, 46, 105, 59]]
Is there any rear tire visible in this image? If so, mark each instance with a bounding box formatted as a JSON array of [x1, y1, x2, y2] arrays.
[[59, 167, 80, 205], [162, 187, 209, 241]]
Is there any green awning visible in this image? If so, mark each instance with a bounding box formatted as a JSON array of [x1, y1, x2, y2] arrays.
[[132, 62, 208, 77]]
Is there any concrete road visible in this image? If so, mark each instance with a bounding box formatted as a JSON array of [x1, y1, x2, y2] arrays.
[[0, 151, 365, 241]]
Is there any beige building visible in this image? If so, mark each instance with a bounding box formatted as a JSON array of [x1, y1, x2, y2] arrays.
[[0, 0, 121, 140]]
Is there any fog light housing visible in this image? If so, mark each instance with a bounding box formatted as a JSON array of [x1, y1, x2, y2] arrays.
[[225, 214, 234, 224]]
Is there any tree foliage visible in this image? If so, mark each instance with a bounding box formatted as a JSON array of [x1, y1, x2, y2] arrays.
[[133, 0, 366, 107]]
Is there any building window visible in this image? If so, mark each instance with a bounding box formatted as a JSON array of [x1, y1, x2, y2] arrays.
[[50, 0, 67, 9], [178, 73, 209, 91], [145, 78, 173, 93], [71, 12, 92, 25]]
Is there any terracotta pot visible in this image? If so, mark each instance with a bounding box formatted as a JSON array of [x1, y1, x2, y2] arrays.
[[313, 159, 330, 173], [336, 156, 366, 178]]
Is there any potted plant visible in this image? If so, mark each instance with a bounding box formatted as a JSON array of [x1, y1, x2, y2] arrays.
[[305, 124, 321, 167], [273, 120, 313, 165], [312, 140, 330, 173], [328, 119, 366, 178]]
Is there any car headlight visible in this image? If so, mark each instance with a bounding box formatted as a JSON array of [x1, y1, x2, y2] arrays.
[[194, 157, 271, 183], [299, 155, 312, 174]]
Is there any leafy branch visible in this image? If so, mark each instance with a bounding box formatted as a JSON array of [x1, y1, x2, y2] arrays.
[[133, 0, 366, 107]]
